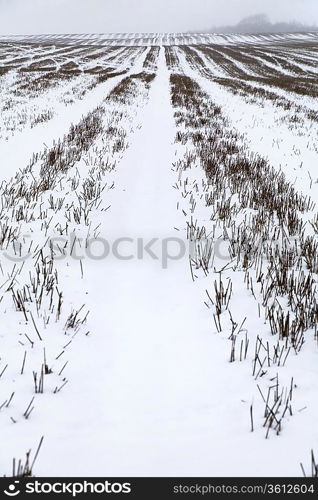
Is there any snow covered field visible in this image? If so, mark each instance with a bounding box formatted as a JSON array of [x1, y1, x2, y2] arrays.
[[0, 32, 317, 478]]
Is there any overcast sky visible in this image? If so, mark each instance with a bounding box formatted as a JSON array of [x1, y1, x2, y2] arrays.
[[0, 0, 317, 35]]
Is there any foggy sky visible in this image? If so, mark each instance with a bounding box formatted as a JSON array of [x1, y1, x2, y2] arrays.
[[0, 0, 317, 35]]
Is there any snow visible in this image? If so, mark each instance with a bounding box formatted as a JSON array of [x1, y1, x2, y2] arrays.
[[176, 49, 318, 205], [0, 47, 149, 185], [0, 35, 318, 478], [2, 32, 318, 46]]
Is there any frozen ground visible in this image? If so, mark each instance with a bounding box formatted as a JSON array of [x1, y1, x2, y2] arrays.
[[0, 33, 317, 478], [2, 31, 318, 46]]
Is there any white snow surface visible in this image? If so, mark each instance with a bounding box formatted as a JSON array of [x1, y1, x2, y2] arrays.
[[1, 31, 318, 46], [0, 37, 318, 478]]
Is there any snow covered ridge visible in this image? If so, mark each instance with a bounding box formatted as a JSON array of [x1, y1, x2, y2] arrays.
[[0, 38, 317, 477], [1, 31, 318, 46]]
